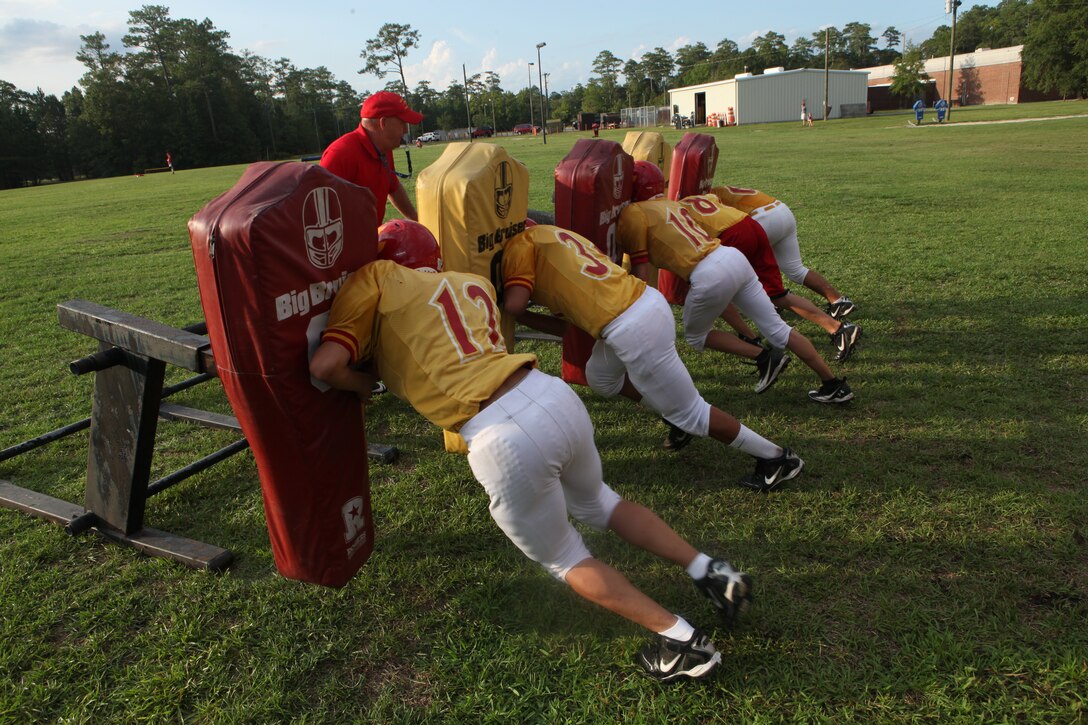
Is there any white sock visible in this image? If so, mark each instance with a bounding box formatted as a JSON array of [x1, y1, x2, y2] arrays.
[[729, 424, 783, 459], [657, 615, 695, 642], [686, 552, 712, 580]]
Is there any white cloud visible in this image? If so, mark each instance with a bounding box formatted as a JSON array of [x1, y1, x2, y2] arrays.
[[738, 29, 767, 48], [403, 39, 455, 89], [449, 27, 473, 44], [668, 36, 692, 52], [493, 59, 530, 90], [0, 18, 80, 63]]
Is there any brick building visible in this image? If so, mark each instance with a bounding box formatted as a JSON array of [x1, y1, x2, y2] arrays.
[[860, 45, 1062, 111]]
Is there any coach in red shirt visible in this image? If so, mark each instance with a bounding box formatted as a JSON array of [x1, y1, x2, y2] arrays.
[[321, 91, 422, 222]]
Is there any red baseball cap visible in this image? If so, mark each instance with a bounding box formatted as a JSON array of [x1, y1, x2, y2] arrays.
[[360, 91, 423, 124]]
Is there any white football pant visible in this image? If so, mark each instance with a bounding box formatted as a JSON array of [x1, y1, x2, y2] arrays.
[[585, 287, 711, 438], [460, 369, 622, 581]]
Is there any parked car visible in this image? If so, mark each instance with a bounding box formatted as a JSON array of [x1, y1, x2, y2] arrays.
[[416, 131, 441, 143], [470, 125, 494, 138], [513, 124, 540, 135]]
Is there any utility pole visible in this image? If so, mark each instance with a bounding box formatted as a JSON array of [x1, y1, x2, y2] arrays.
[[823, 28, 830, 121], [543, 72, 551, 135], [536, 42, 547, 144], [946, 0, 961, 120], [527, 62, 535, 127], [462, 65, 472, 139]]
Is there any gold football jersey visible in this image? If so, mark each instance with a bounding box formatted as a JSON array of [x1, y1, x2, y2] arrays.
[[322, 260, 537, 431], [676, 194, 750, 237], [502, 225, 645, 338], [617, 199, 723, 281], [710, 185, 777, 216]]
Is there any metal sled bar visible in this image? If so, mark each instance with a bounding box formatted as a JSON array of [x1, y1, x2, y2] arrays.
[[157, 403, 241, 431], [160, 373, 214, 397], [0, 374, 217, 465], [0, 418, 92, 463], [146, 439, 251, 497]]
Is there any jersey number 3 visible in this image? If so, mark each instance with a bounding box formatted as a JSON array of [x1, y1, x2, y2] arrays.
[[430, 278, 506, 364]]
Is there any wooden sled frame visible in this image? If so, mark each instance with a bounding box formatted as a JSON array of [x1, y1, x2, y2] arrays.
[[0, 299, 397, 572]]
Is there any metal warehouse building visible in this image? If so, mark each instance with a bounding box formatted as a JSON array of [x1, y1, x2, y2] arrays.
[[668, 67, 869, 126]]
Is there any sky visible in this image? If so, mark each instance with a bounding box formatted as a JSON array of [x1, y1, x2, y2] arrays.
[[0, 0, 986, 97]]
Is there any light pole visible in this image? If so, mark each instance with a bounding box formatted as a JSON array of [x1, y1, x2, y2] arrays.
[[946, 0, 962, 119], [527, 61, 535, 130], [536, 42, 547, 144], [483, 70, 498, 132], [543, 72, 550, 133]]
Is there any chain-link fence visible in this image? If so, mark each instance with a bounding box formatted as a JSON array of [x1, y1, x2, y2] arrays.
[[619, 106, 673, 128]]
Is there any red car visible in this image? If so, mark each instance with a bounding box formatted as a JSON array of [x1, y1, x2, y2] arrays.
[[471, 126, 494, 138], [513, 124, 540, 135]]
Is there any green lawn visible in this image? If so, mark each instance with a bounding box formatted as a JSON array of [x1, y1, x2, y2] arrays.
[[1, 100, 1086, 722]]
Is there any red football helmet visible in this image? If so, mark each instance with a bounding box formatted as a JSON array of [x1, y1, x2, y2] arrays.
[[631, 160, 665, 202], [377, 219, 443, 273]]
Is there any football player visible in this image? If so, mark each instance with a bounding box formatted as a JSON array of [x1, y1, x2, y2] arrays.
[[667, 177, 862, 364], [310, 220, 754, 682], [501, 220, 804, 488], [710, 184, 855, 320], [619, 162, 853, 404]]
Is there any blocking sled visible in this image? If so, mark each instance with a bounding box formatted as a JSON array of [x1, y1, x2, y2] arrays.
[[621, 131, 672, 184], [188, 161, 376, 587], [554, 139, 633, 385]]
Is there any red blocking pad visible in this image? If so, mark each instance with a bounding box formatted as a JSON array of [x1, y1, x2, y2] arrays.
[[554, 140, 633, 385], [660, 133, 720, 304], [188, 161, 376, 587]]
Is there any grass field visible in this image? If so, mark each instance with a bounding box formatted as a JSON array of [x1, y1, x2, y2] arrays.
[[1, 100, 1086, 722]]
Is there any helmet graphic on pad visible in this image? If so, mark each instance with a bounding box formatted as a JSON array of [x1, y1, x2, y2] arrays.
[[632, 160, 665, 202], [377, 219, 443, 273]]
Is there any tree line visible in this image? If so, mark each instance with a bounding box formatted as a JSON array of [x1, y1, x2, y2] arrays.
[[1, 0, 1084, 189]]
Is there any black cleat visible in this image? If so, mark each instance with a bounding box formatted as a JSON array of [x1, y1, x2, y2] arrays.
[[808, 377, 854, 404], [826, 297, 856, 320], [694, 559, 754, 625], [637, 628, 721, 682], [739, 448, 804, 492], [754, 347, 790, 393], [831, 321, 861, 362], [662, 418, 695, 452]]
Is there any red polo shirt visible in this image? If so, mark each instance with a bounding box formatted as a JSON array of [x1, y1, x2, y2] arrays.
[[320, 125, 401, 223]]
